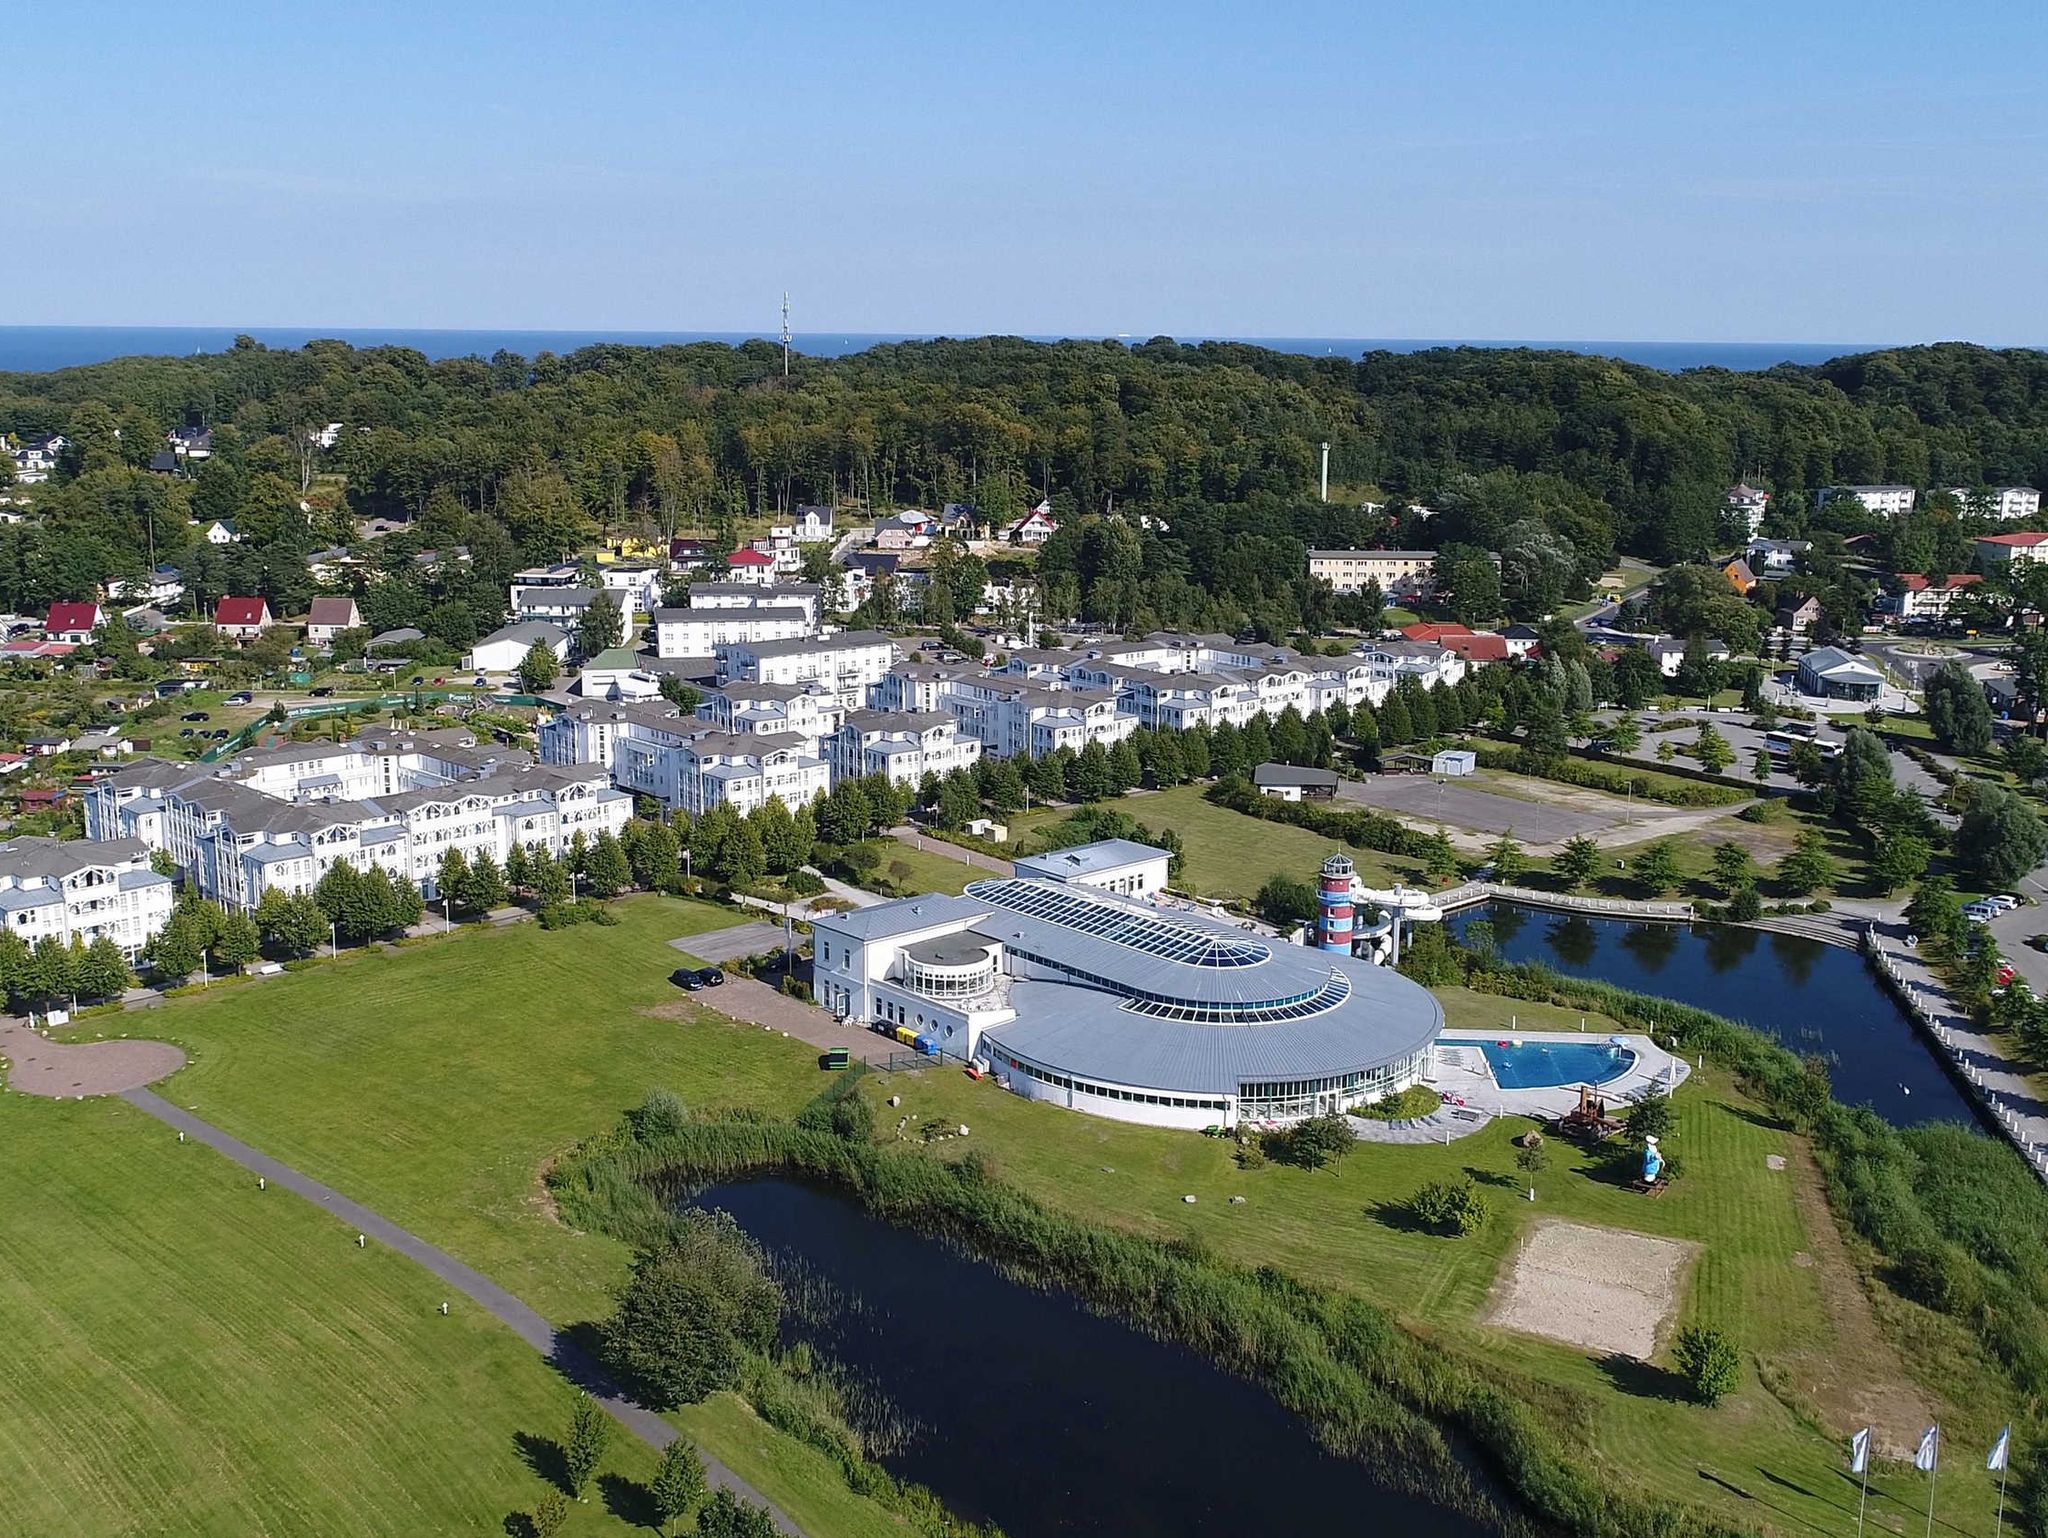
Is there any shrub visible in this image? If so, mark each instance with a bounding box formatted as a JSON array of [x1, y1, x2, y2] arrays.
[[1408, 1177, 1489, 1236], [1264, 1113, 1355, 1171], [828, 1091, 875, 1143], [628, 1088, 690, 1143], [1351, 1084, 1443, 1121], [1672, 1324, 1741, 1405], [601, 1212, 782, 1407]]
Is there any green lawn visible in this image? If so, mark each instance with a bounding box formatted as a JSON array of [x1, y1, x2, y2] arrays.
[[1011, 784, 1429, 902], [0, 1094, 654, 1538], [868, 839, 984, 896], [880, 1047, 2016, 1537], [37, 898, 913, 1538]]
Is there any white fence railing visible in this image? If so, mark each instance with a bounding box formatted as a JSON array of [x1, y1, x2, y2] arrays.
[[1435, 881, 1695, 922], [1865, 925, 2048, 1186]]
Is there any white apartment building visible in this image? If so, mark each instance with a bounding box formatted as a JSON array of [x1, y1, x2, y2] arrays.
[[1306, 549, 1438, 599], [653, 605, 812, 660], [0, 836, 175, 960], [718, 630, 897, 706], [1820, 485, 1917, 518], [657, 732, 830, 818], [1725, 483, 1771, 537], [1976, 532, 2048, 571], [1952, 486, 2042, 521], [86, 730, 629, 909], [684, 583, 823, 627], [598, 565, 665, 616], [696, 682, 844, 744], [828, 711, 981, 788]]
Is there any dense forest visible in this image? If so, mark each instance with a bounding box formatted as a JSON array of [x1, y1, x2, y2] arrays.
[[4, 336, 2048, 640]]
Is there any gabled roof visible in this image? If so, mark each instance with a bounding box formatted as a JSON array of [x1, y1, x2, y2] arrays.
[[725, 548, 775, 566], [305, 595, 360, 627], [214, 596, 269, 627], [44, 601, 100, 633], [1399, 621, 1473, 643], [1977, 532, 2048, 547], [1897, 573, 1982, 592]]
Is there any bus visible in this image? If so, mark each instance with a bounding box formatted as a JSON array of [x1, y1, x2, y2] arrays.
[[1764, 729, 1843, 760]]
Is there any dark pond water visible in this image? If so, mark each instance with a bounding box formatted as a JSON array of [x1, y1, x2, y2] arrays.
[[692, 1178, 1495, 1538], [1448, 901, 1973, 1127]]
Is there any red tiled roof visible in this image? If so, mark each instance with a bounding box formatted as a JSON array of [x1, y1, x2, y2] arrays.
[[1897, 573, 1982, 592], [1399, 622, 1474, 642], [1442, 634, 1511, 662], [215, 596, 269, 627], [726, 548, 774, 566], [44, 601, 99, 633], [1977, 532, 2048, 547]]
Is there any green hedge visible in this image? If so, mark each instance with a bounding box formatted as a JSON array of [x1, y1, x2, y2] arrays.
[[1464, 743, 1750, 808], [1204, 780, 1431, 859]]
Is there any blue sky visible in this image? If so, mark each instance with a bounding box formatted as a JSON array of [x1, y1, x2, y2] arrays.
[[5, 0, 2045, 341]]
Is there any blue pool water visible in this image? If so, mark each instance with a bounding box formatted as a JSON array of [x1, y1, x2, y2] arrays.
[[1464, 1038, 1636, 1089]]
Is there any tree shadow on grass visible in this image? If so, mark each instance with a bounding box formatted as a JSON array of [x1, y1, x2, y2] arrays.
[[1595, 1352, 1687, 1402], [503, 1511, 540, 1538], [600, 1470, 660, 1529], [513, 1430, 570, 1495], [1367, 1198, 1433, 1235], [1462, 1164, 1520, 1190]]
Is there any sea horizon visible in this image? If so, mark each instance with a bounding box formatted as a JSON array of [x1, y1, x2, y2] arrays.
[[0, 324, 1967, 376]]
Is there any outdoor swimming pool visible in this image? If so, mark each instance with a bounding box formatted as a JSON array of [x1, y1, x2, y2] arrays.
[[1467, 1038, 1636, 1089]]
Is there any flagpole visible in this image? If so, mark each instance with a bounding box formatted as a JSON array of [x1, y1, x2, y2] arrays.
[[1856, 1461, 1868, 1538], [1994, 1461, 2008, 1538], [1924, 1425, 1938, 1538]]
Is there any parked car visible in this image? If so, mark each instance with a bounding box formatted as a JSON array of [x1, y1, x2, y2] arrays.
[[226, 691, 252, 705], [410, 675, 424, 685], [1989, 894, 2023, 911], [695, 967, 725, 988], [1997, 963, 2018, 987], [181, 711, 208, 721], [178, 727, 194, 737], [473, 676, 488, 687], [310, 686, 334, 697], [669, 967, 703, 991]]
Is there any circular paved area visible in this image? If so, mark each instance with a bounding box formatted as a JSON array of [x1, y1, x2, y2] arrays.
[[0, 1016, 185, 1097]]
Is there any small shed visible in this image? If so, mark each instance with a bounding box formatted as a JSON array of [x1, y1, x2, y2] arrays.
[[1431, 749, 1477, 777]]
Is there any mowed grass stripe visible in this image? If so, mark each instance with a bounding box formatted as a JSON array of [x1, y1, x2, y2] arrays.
[[0, 1094, 654, 1537]]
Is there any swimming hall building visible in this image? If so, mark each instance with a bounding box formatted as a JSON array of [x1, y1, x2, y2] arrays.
[[810, 841, 1443, 1129]]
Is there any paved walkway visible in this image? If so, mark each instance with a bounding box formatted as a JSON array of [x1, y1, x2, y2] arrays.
[[1349, 1105, 1495, 1144], [116, 1088, 801, 1534], [691, 975, 914, 1066], [1864, 924, 2048, 1178], [0, 1015, 185, 1096], [671, 920, 788, 963]]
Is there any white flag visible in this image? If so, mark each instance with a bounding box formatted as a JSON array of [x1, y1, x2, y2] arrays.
[[1849, 1427, 1872, 1475], [1989, 1425, 2011, 1473], [1915, 1424, 1940, 1473]]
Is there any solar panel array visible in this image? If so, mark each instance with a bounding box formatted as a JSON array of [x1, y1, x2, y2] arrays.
[[965, 878, 1270, 968]]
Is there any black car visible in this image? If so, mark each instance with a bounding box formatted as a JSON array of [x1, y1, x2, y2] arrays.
[[182, 711, 209, 721], [670, 967, 703, 991], [695, 966, 724, 988], [310, 686, 334, 697]]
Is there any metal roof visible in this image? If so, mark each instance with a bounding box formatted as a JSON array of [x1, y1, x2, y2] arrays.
[[1011, 838, 1167, 881]]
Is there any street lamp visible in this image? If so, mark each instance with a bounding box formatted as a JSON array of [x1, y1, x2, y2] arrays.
[[442, 898, 451, 934], [330, 921, 338, 959], [200, 948, 210, 989]]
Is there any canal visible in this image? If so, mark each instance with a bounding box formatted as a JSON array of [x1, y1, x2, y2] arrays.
[[692, 1177, 1497, 1538], [1446, 901, 1974, 1126]]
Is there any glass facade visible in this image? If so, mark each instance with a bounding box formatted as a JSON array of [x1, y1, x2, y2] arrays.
[[1236, 1049, 1430, 1122]]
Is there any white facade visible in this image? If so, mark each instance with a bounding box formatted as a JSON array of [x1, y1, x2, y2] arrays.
[[85, 731, 629, 910], [598, 565, 665, 616], [466, 621, 570, 674], [654, 732, 830, 818], [653, 606, 813, 660], [683, 583, 823, 626], [828, 711, 981, 788], [1821, 485, 1916, 518], [1306, 549, 1437, 598], [1976, 532, 2048, 570], [697, 683, 843, 745], [718, 630, 897, 705], [0, 836, 174, 959], [1012, 837, 1170, 897], [1952, 486, 2041, 521], [1725, 483, 1770, 537]]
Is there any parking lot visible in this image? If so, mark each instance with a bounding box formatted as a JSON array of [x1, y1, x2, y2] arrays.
[[1335, 773, 1630, 845]]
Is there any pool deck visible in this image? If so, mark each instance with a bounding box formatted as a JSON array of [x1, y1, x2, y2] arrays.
[[1428, 1029, 1690, 1120]]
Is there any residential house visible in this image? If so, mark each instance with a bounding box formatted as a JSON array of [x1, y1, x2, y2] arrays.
[[107, 566, 186, 606], [1499, 624, 1544, 658], [1646, 636, 1729, 677], [304, 595, 362, 646], [1251, 763, 1339, 802], [722, 547, 778, 586], [512, 585, 599, 627], [667, 536, 712, 568], [44, 601, 103, 644], [1892, 572, 1983, 621], [1775, 596, 1823, 634], [1003, 501, 1060, 546], [8, 433, 66, 484], [717, 631, 897, 705], [653, 603, 812, 660], [167, 425, 213, 460], [827, 710, 981, 788], [197, 518, 240, 545], [213, 596, 273, 641], [597, 564, 664, 616], [1721, 557, 1758, 596], [792, 504, 836, 543], [1746, 538, 1812, 574]]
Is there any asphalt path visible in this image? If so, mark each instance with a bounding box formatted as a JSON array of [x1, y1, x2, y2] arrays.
[[118, 1087, 802, 1534]]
